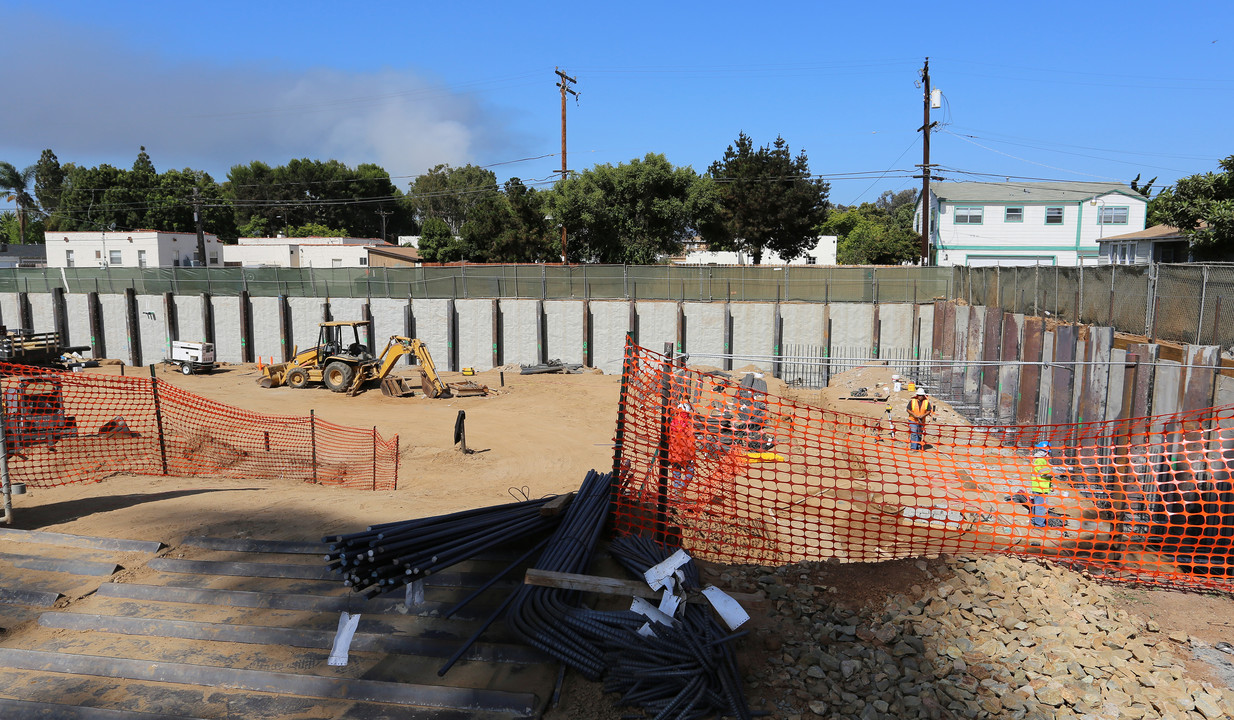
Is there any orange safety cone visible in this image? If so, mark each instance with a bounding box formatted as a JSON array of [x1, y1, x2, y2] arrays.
[[257, 357, 264, 370]]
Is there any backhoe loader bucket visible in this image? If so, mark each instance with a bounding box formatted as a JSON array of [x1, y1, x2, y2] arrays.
[[258, 362, 293, 388], [380, 377, 416, 398]]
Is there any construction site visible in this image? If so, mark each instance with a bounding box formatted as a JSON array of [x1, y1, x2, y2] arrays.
[[0, 265, 1231, 720]]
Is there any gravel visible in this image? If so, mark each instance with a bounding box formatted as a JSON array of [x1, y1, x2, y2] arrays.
[[724, 554, 1234, 719]]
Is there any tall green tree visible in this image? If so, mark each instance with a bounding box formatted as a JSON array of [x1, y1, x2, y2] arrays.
[[456, 179, 556, 263], [417, 216, 464, 263], [706, 133, 829, 264], [1152, 155, 1234, 260], [404, 164, 499, 235], [34, 149, 65, 230], [225, 159, 409, 240], [0, 161, 37, 243], [542, 153, 717, 264]]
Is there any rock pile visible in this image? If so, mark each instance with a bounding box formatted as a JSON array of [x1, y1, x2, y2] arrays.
[[728, 555, 1234, 719]]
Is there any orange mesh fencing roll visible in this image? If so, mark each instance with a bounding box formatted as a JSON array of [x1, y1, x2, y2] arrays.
[[0, 362, 397, 491], [610, 340, 1234, 593]]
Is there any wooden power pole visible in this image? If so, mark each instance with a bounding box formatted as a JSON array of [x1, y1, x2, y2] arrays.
[[916, 57, 939, 266], [555, 67, 578, 264]]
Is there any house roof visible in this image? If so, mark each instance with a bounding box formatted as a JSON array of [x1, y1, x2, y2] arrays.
[[367, 245, 421, 261], [1097, 224, 1188, 242], [932, 181, 1143, 204]]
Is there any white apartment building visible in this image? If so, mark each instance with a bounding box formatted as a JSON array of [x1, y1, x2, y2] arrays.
[[45, 230, 223, 268], [915, 182, 1148, 267]]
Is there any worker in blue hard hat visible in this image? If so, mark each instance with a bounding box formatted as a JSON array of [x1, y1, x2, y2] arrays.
[[1030, 441, 1052, 527]]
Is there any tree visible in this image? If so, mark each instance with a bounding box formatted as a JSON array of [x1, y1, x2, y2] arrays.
[[404, 164, 500, 235], [34, 149, 65, 230], [0, 161, 37, 243], [822, 202, 921, 265], [288, 222, 349, 238], [224, 159, 409, 240], [417, 217, 465, 263], [706, 133, 829, 264], [542, 153, 718, 264], [1152, 155, 1234, 260]]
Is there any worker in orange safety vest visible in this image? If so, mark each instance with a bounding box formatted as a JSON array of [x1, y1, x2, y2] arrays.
[[906, 387, 933, 450]]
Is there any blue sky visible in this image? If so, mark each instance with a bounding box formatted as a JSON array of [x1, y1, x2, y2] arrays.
[[1, 0, 1230, 208]]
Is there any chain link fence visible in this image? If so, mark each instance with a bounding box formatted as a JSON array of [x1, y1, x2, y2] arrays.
[[959, 264, 1234, 349]]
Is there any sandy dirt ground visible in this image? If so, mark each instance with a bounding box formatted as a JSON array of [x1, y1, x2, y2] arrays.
[[4, 359, 1233, 716]]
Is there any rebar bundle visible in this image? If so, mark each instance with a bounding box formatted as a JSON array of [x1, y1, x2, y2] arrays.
[[506, 470, 752, 719], [322, 495, 566, 599]]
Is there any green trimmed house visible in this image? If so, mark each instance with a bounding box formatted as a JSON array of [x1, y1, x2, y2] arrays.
[[914, 181, 1148, 267]]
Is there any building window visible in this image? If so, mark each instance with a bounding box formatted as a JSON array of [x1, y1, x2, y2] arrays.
[[138, 250, 147, 268], [1098, 206, 1129, 225], [954, 207, 984, 224], [209, 252, 219, 265], [1045, 207, 1064, 225], [1004, 207, 1023, 223], [65, 250, 75, 268], [109, 250, 123, 266], [359, 257, 368, 266], [331, 258, 343, 268], [805, 256, 817, 265]]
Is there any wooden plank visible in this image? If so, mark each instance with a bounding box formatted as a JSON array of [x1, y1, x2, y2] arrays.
[[93, 582, 481, 619], [0, 529, 162, 554], [0, 552, 119, 577], [980, 306, 1002, 418], [1127, 343, 1159, 419], [538, 492, 574, 517], [523, 568, 764, 606], [179, 537, 324, 555], [0, 698, 207, 720], [997, 313, 1021, 425], [147, 558, 333, 581], [1048, 325, 1077, 429], [0, 587, 62, 607], [1181, 345, 1221, 412], [37, 612, 546, 665], [1016, 317, 1044, 425], [0, 648, 537, 716]]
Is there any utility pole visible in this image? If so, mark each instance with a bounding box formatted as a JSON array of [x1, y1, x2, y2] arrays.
[[555, 67, 578, 264], [192, 187, 207, 267], [376, 207, 393, 244]]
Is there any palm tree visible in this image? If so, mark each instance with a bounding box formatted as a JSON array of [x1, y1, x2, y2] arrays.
[[0, 161, 37, 243]]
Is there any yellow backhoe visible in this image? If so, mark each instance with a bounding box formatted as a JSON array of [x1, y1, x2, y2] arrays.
[[258, 321, 451, 397]]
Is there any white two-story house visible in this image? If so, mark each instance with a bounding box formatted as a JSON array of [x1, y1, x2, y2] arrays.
[[915, 181, 1148, 267]]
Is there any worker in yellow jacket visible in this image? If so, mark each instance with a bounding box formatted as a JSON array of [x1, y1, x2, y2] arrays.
[[1030, 441, 1052, 528]]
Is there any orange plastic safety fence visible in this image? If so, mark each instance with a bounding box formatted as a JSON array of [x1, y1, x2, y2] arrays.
[[0, 362, 397, 491], [610, 340, 1234, 593]]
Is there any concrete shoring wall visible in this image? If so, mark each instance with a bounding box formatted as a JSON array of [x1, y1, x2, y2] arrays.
[[66, 293, 92, 350], [174, 295, 206, 345], [134, 294, 166, 365], [499, 299, 542, 368], [3, 290, 1232, 435]]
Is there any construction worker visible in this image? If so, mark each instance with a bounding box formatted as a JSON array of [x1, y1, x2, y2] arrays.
[[907, 387, 933, 450], [1030, 441, 1052, 527]]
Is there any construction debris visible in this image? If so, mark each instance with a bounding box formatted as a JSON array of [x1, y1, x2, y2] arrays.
[[519, 360, 583, 375]]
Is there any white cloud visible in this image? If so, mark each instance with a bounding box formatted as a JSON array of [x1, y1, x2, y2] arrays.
[[0, 14, 517, 183]]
